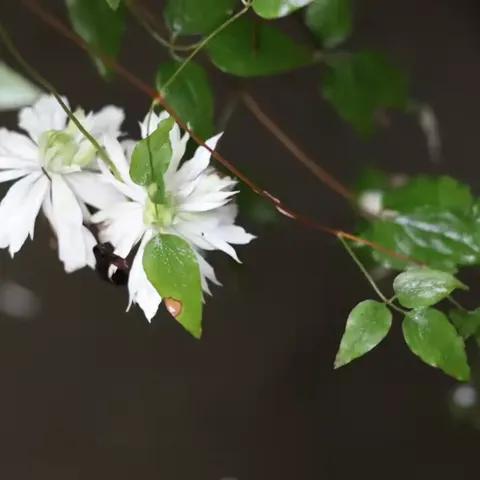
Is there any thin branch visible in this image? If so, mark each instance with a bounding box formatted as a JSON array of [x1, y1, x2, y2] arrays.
[[241, 91, 354, 201]]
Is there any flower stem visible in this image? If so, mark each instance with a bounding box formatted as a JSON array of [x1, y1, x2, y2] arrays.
[[144, 100, 161, 218], [338, 233, 408, 315], [159, 2, 252, 94], [0, 21, 119, 178]]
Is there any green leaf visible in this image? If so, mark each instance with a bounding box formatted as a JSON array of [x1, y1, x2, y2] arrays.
[[0, 62, 42, 111], [305, 0, 352, 48], [130, 116, 175, 200], [393, 268, 467, 309], [143, 234, 202, 338], [106, 0, 120, 10], [335, 300, 392, 368], [206, 17, 313, 77], [164, 0, 235, 35], [252, 0, 313, 18], [65, 0, 124, 79], [403, 308, 470, 381], [361, 207, 480, 271], [322, 50, 410, 135], [384, 176, 473, 213], [449, 308, 480, 340], [155, 61, 214, 140]]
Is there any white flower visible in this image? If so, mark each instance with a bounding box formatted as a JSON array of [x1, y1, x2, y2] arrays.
[[92, 111, 255, 321], [0, 94, 125, 271]]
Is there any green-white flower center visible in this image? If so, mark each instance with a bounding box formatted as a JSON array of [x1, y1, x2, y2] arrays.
[[38, 110, 95, 173], [143, 192, 175, 230]]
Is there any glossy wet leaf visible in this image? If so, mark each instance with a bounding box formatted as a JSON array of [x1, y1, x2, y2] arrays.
[[335, 300, 392, 368], [164, 0, 235, 35], [143, 234, 202, 338], [156, 60, 213, 140], [130, 116, 175, 201], [0, 62, 42, 111], [384, 176, 473, 213], [66, 0, 124, 79], [206, 17, 313, 77], [322, 50, 409, 135], [106, 0, 120, 9], [449, 308, 480, 340], [305, 0, 352, 48], [393, 268, 467, 309], [252, 0, 313, 18], [403, 308, 470, 381], [361, 207, 480, 271]]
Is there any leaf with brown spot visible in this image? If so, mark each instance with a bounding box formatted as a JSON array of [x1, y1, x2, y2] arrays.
[[143, 234, 202, 338]]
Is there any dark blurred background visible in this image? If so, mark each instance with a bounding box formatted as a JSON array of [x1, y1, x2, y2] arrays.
[[1, 0, 480, 478]]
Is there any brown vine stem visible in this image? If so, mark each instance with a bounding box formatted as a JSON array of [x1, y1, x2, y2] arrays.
[[240, 91, 354, 201], [23, 0, 422, 267]]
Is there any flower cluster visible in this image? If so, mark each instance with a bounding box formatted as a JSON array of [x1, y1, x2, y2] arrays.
[[0, 94, 254, 322]]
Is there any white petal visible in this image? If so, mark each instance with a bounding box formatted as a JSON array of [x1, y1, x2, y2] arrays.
[[98, 161, 145, 204], [18, 94, 69, 143], [0, 62, 42, 111], [195, 251, 221, 298], [65, 171, 125, 210], [216, 225, 256, 245], [178, 199, 231, 213], [86, 105, 124, 138], [191, 132, 223, 171], [195, 251, 221, 287], [0, 173, 48, 255], [139, 110, 169, 139], [164, 129, 189, 183], [201, 231, 241, 262], [128, 231, 162, 321], [217, 203, 238, 224], [93, 201, 146, 259], [190, 171, 237, 196], [0, 128, 39, 165], [172, 133, 222, 189], [102, 136, 131, 183], [48, 174, 95, 272], [10, 174, 49, 250], [0, 172, 43, 248], [171, 223, 216, 251], [179, 190, 238, 213], [0, 169, 31, 183]]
